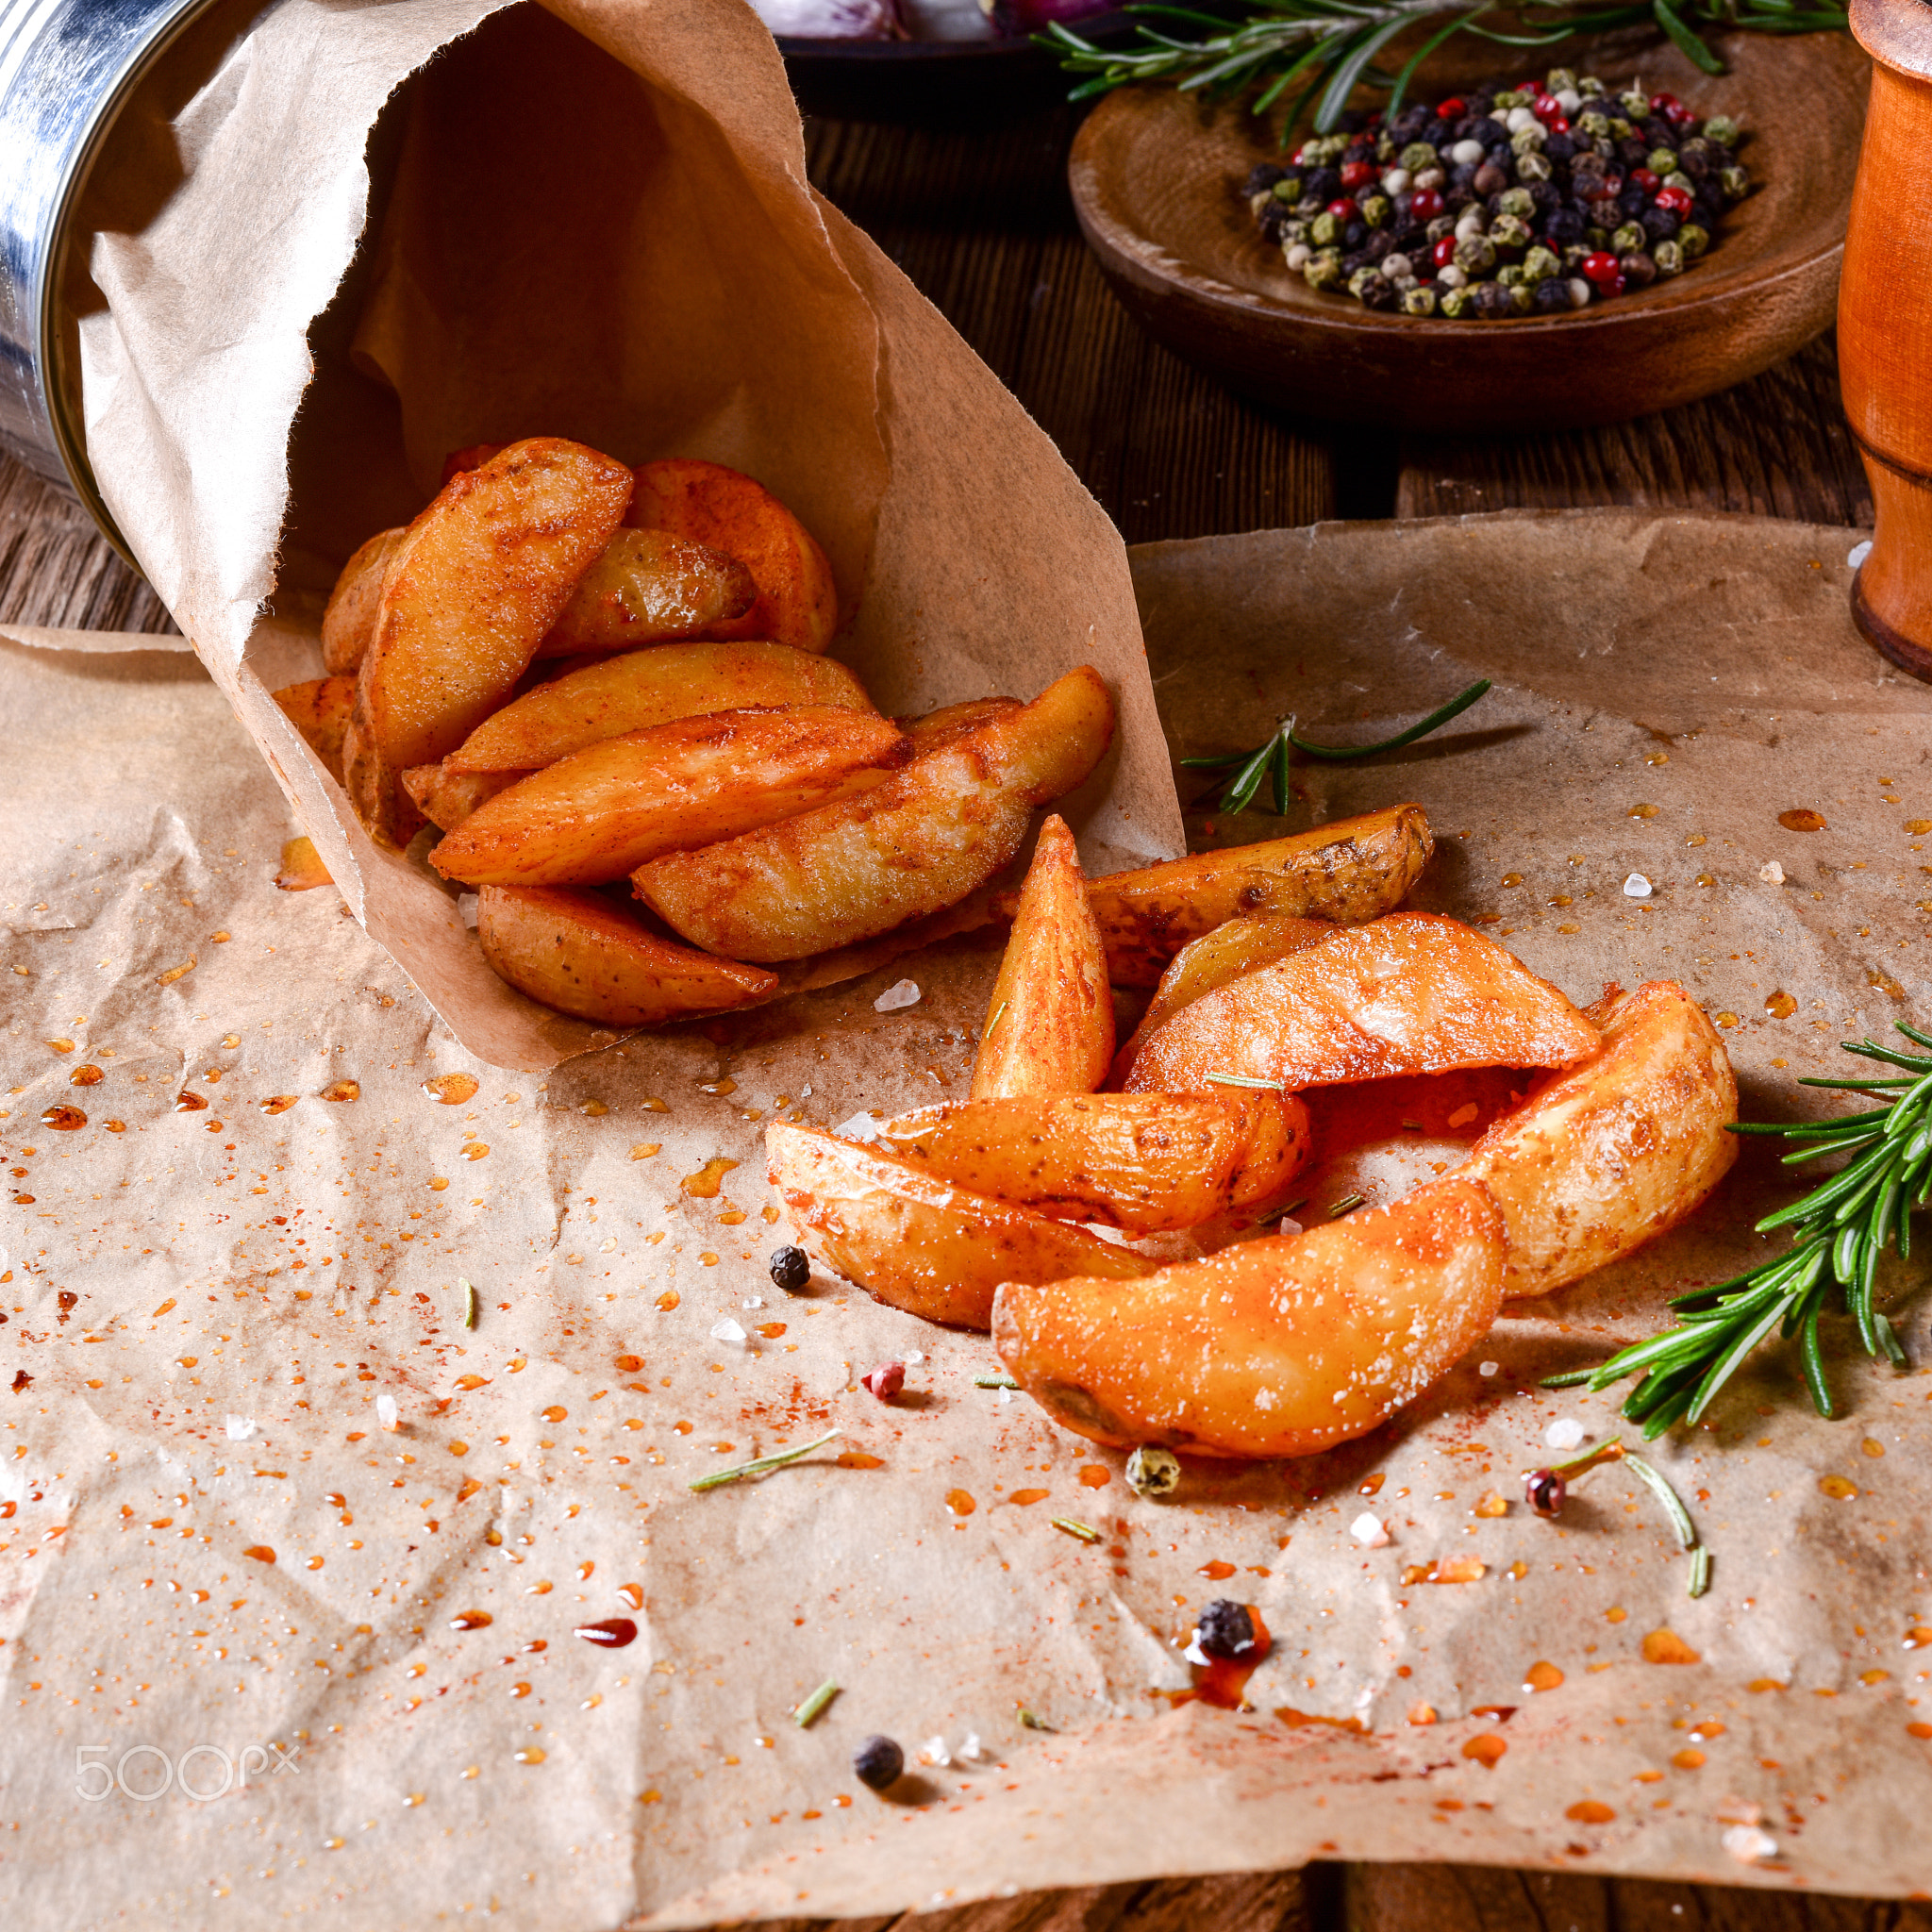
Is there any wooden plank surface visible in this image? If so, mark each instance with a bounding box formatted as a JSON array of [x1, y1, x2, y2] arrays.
[[0, 86, 1890, 1932]]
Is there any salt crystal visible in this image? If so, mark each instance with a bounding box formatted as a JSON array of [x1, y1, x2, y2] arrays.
[[1479, 1360, 1499, 1377], [874, 978, 922, 1013], [1722, 1824, 1777, 1865], [1278, 1216, 1304, 1238], [800, 1083, 811, 1098], [742, 1296, 763, 1309], [1848, 539, 1873, 571], [1182, 1633, 1209, 1666], [1760, 860, 1785, 885], [997, 1389, 1014, 1405], [958, 1732, 988, 1763], [456, 892, 480, 930], [1623, 873, 1652, 898], [376, 1393, 400, 1432], [1350, 1512, 1391, 1548], [1543, 1417, 1585, 1450], [833, 1111, 881, 1142], [709, 1318, 748, 1345], [922, 1736, 951, 1768], [905, 1351, 925, 1364], [225, 1415, 258, 1442]]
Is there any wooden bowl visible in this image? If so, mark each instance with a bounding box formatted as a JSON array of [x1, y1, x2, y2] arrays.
[[1068, 29, 1869, 432]]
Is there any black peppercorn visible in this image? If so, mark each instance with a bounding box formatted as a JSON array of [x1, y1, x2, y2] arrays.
[[1342, 219, 1369, 250], [853, 1735, 904, 1791], [1531, 277, 1572, 313], [1196, 1599, 1257, 1659], [1365, 229, 1396, 262], [1544, 207, 1586, 248], [1474, 161, 1510, 198], [1305, 165, 1341, 205], [1543, 130, 1577, 164], [1524, 1468, 1566, 1516], [1243, 162, 1286, 195], [1472, 278, 1513, 319], [1359, 275, 1399, 311], [1641, 205, 1680, 243], [769, 1245, 811, 1294]]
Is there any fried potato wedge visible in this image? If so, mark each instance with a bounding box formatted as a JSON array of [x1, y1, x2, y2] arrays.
[[402, 764, 525, 833], [1126, 912, 1599, 1095], [901, 696, 1021, 753], [766, 1121, 1154, 1328], [635, 666, 1116, 963], [629, 458, 839, 654], [974, 815, 1112, 1100], [321, 527, 406, 675], [344, 438, 633, 846], [477, 885, 776, 1026], [1458, 979, 1738, 1298], [1112, 910, 1335, 1085], [992, 1175, 1505, 1457], [874, 1090, 1308, 1234], [274, 675, 356, 786], [432, 707, 910, 888], [1032, 804, 1433, 988], [446, 641, 875, 773], [535, 527, 758, 657]]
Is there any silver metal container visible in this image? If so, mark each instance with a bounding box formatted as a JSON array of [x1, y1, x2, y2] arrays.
[[0, 0, 219, 556]]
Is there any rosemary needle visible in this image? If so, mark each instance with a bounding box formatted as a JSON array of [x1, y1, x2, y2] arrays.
[[1051, 1517, 1102, 1543], [689, 1429, 841, 1492], [460, 1278, 477, 1330], [793, 1679, 840, 1727], [974, 1374, 1021, 1390]]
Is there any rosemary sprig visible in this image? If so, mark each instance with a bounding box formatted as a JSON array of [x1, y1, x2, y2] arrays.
[[1179, 678, 1490, 815], [1549, 1024, 1930, 1435], [1045, 0, 1845, 138], [794, 1678, 840, 1726], [689, 1428, 841, 1491]]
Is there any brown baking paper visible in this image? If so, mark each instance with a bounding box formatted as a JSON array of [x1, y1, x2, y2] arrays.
[[8, 508, 1932, 1929], [70, 0, 1180, 1074]]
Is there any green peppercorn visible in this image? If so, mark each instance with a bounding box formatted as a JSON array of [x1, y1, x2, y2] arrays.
[[1496, 263, 1525, 288], [1561, 242, 1591, 271], [1440, 284, 1474, 319], [1515, 151, 1554, 185], [1585, 225, 1609, 249], [1304, 250, 1343, 291], [1653, 239, 1684, 277], [1507, 281, 1534, 315], [1703, 114, 1740, 148], [1347, 265, 1385, 298], [1124, 1444, 1182, 1498], [1425, 213, 1457, 244], [1453, 233, 1497, 273], [1545, 66, 1576, 94], [1664, 171, 1694, 193], [1375, 134, 1397, 163], [1576, 109, 1609, 138], [1490, 213, 1532, 253], [1679, 136, 1711, 161], [1272, 176, 1302, 201], [1619, 90, 1649, 117], [1607, 116, 1633, 140], [1310, 210, 1341, 247], [1611, 221, 1645, 255], [1719, 166, 1750, 200], [1498, 187, 1536, 221], [1402, 284, 1439, 317], [1494, 88, 1532, 109], [1678, 223, 1710, 259], [1400, 142, 1437, 172], [1647, 146, 1677, 175], [1522, 244, 1560, 284], [1281, 218, 1310, 246], [1360, 193, 1391, 230]]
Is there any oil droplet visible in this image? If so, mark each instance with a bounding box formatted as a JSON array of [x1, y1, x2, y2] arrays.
[[1908, 820, 1932, 837], [1077, 1466, 1111, 1490], [1715, 1012, 1740, 1029], [1501, 873, 1523, 888], [541, 1406, 567, 1423], [456, 1479, 482, 1504], [756, 1322, 787, 1339], [945, 1489, 976, 1516], [1434, 1557, 1486, 1584], [1474, 1491, 1508, 1519], [1862, 1438, 1886, 1458], [1548, 893, 1573, 908], [450, 1610, 492, 1631], [629, 1142, 661, 1160], [259, 1094, 298, 1115], [580, 1099, 608, 1116], [104, 1120, 125, 1132], [1695, 873, 1715, 888], [307, 1557, 325, 1571], [1819, 1474, 1858, 1499], [1748, 1678, 1785, 1692], [1777, 808, 1826, 832], [575, 1619, 637, 1649], [1689, 1720, 1724, 1738], [1641, 1629, 1701, 1665], [697, 1077, 737, 1096], [513, 1748, 546, 1765], [680, 1157, 740, 1198], [68, 1064, 103, 1088], [527, 1582, 554, 1596], [1566, 1800, 1614, 1824], [1861, 1669, 1890, 1686], [242, 1545, 275, 1564], [1358, 1473, 1385, 1497], [1606, 1607, 1627, 1624], [425, 1073, 479, 1105], [1009, 1489, 1049, 1507], [1685, 833, 1706, 846], [1524, 1660, 1564, 1693], [1461, 1735, 1507, 1768], [47, 1038, 75, 1054], [616, 1583, 644, 1610], [837, 1452, 883, 1470], [1198, 1559, 1237, 1580], [762, 1205, 781, 1224], [656, 1291, 680, 1311], [1764, 991, 1796, 1018], [1906, 1627, 1932, 1649], [509, 1682, 531, 1698], [405, 1792, 425, 1807], [1672, 1748, 1706, 1770], [428, 1175, 449, 1191], [1407, 1704, 1438, 1725], [455, 1374, 491, 1391], [460, 1765, 479, 1780], [465, 1143, 490, 1160], [174, 1091, 208, 1113], [614, 1354, 643, 1372], [1627, 804, 1659, 819], [576, 1561, 594, 1581], [40, 1107, 86, 1131], [1909, 1723, 1932, 1740]]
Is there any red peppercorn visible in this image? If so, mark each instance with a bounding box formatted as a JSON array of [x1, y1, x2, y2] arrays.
[[1408, 187, 1444, 220], [1648, 91, 1680, 112], [1533, 92, 1563, 123], [1326, 197, 1359, 223], [1580, 251, 1621, 285], [1548, 116, 1570, 136], [861, 1360, 906, 1402], [1524, 1469, 1566, 1516], [1631, 167, 1659, 194], [1431, 235, 1457, 268], [1435, 95, 1465, 119], [1340, 160, 1375, 190], [1655, 184, 1694, 215], [1605, 272, 1627, 296]]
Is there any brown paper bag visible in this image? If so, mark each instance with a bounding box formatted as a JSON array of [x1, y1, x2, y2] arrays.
[[72, 0, 1182, 1072]]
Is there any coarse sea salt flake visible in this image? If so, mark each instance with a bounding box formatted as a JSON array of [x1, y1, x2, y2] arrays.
[[1544, 1417, 1585, 1450], [457, 892, 480, 930], [710, 1318, 748, 1345], [1182, 1634, 1209, 1666], [1351, 1512, 1391, 1548], [833, 1111, 881, 1143], [1278, 1216, 1304, 1238], [958, 1733, 987, 1763], [225, 1415, 258, 1442], [376, 1393, 400, 1432], [874, 978, 921, 1013], [1722, 1824, 1777, 1864], [905, 1351, 925, 1364], [1479, 1360, 1499, 1377], [1760, 860, 1785, 885], [922, 1736, 951, 1768], [1623, 873, 1652, 898]]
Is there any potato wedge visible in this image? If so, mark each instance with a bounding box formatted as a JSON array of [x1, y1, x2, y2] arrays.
[[1126, 912, 1599, 1095], [991, 1175, 1505, 1458], [321, 527, 406, 675], [628, 458, 839, 654], [274, 675, 356, 786], [402, 764, 525, 833], [432, 707, 910, 888], [535, 527, 758, 657], [477, 885, 776, 1026], [974, 815, 1112, 1101], [874, 1090, 1309, 1234], [1112, 910, 1335, 1085], [766, 1121, 1154, 1328], [344, 438, 633, 847], [1029, 804, 1433, 989], [635, 666, 1116, 963], [901, 696, 1021, 753], [446, 641, 874, 773], [1458, 980, 1738, 1298]]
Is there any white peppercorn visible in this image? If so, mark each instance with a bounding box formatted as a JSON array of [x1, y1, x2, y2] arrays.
[[1285, 242, 1312, 271]]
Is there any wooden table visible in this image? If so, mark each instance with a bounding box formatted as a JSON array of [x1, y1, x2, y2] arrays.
[[0, 96, 1912, 1932]]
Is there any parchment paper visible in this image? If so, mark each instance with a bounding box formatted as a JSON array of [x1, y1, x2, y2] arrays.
[[71, 0, 1181, 1074], [8, 508, 1932, 1929]]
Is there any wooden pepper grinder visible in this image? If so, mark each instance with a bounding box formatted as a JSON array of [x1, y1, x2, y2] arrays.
[[1841, 0, 1932, 679]]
